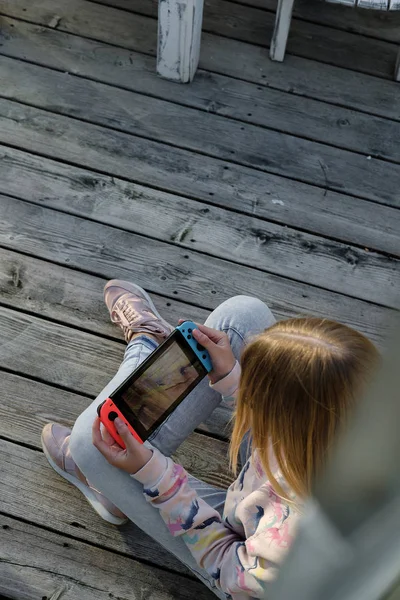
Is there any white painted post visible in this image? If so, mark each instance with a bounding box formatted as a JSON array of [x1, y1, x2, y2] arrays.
[[157, 0, 204, 83], [269, 0, 295, 62], [395, 47, 400, 81]]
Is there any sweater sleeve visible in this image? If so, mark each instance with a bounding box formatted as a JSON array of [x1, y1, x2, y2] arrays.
[[133, 448, 283, 598], [209, 360, 241, 409], [209, 360, 241, 397]]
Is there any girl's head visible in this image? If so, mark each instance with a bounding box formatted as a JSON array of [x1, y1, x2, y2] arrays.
[[230, 318, 379, 500]]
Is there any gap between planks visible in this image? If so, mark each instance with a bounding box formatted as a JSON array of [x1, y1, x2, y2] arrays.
[[0, 514, 213, 598], [1, 96, 399, 218], [0, 154, 398, 308], [78, 0, 400, 80], [0, 204, 396, 347], [0, 370, 233, 485], [87, 0, 400, 45], [0, 10, 399, 124], [0, 0, 399, 83], [0, 145, 399, 259], [2, 53, 400, 169]]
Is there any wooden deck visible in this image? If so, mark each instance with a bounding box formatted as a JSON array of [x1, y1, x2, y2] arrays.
[[0, 0, 399, 597]]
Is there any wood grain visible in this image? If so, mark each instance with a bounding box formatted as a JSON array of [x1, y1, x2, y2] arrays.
[[165, 0, 400, 78], [2, 54, 400, 168], [0, 247, 209, 340], [0, 286, 230, 437], [1, 96, 399, 211], [0, 198, 396, 340], [201, 36, 400, 121], [0, 0, 397, 79], [0, 439, 188, 574], [0, 149, 398, 306], [0, 365, 231, 578], [230, 0, 400, 44], [1, 145, 399, 260], [157, 0, 204, 82], [0, 370, 233, 486], [0, 304, 386, 406], [269, 0, 296, 62], [2, 17, 400, 164], [0, 515, 214, 600], [0, 0, 398, 596], [97, 0, 400, 43], [1, 15, 398, 124]]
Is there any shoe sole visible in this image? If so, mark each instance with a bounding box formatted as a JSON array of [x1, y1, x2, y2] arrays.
[[41, 434, 128, 526], [105, 279, 172, 330]]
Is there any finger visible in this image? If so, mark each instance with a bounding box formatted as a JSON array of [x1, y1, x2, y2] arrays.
[[92, 416, 104, 445], [100, 423, 117, 446], [92, 417, 118, 462], [195, 323, 227, 344], [192, 327, 218, 350], [178, 321, 224, 344], [115, 418, 141, 452]]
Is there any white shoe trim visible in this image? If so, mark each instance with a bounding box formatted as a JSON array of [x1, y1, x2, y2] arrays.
[[41, 436, 128, 526]]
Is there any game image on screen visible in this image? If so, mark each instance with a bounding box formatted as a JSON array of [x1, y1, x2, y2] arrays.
[[120, 342, 201, 431]]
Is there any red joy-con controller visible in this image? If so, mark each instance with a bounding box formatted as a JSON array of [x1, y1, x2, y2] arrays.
[[97, 398, 144, 449]]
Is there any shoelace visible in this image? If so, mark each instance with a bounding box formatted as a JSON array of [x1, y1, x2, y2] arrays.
[[112, 299, 164, 335]]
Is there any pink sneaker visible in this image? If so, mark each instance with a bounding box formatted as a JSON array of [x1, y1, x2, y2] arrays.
[[41, 423, 128, 526], [104, 280, 173, 344]]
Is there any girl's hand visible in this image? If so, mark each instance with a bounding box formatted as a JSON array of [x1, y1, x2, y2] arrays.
[[179, 321, 236, 384], [92, 416, 153, 474]]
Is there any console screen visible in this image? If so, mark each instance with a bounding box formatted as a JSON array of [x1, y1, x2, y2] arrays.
[[118, 338, 206, 434]]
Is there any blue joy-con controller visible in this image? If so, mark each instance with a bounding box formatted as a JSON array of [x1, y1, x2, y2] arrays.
[[176, 321, 213, 373]]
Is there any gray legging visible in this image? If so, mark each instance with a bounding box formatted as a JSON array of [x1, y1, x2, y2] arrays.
[[69, 295, 276, 596]]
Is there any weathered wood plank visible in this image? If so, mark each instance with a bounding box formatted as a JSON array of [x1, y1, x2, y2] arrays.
[[0, 371, 232, 487], [1, 34, 400, 169], [1, 15, 398, 124], [0, 442, 225, 585], [0, 258, 230, 438], [179, 0, 400, 79], [1, 150, 398, 306], [0, 26, 398, 250], [1, 97, 399, 214], [21, 247, 400, 445], [201, 37, 400, 121], [269, 0, 295, 62], [93, 0, 400, 79], [0, 439, 188, 574], [1, 146, 399, 260], [1, 0, 396, 78], [98, 0, 400, 44], [2, 83, 399, 214], [0, 248, 209, 339], [0, 251, 382, 450], [0, 515, 214, 600], [157, 0, 204, 82], [0, 198, 396, 342], [2, 55, 400, 175], [234, 0, 400, 44]]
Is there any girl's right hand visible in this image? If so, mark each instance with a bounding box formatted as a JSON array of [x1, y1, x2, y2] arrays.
[[179, 321, 236, 384]]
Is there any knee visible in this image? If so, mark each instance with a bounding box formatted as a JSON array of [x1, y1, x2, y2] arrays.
[[206, 295, 274, 329], [226, 295, 269, 315]]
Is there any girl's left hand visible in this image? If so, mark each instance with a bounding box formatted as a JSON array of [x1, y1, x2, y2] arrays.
[[92, 416, 153, 474]]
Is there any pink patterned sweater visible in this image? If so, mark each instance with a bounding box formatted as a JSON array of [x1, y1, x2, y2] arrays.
[[133, 362, 302, 599]]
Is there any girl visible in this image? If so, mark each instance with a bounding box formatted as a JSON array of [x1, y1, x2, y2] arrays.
[[41, 280, 378, 599]]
